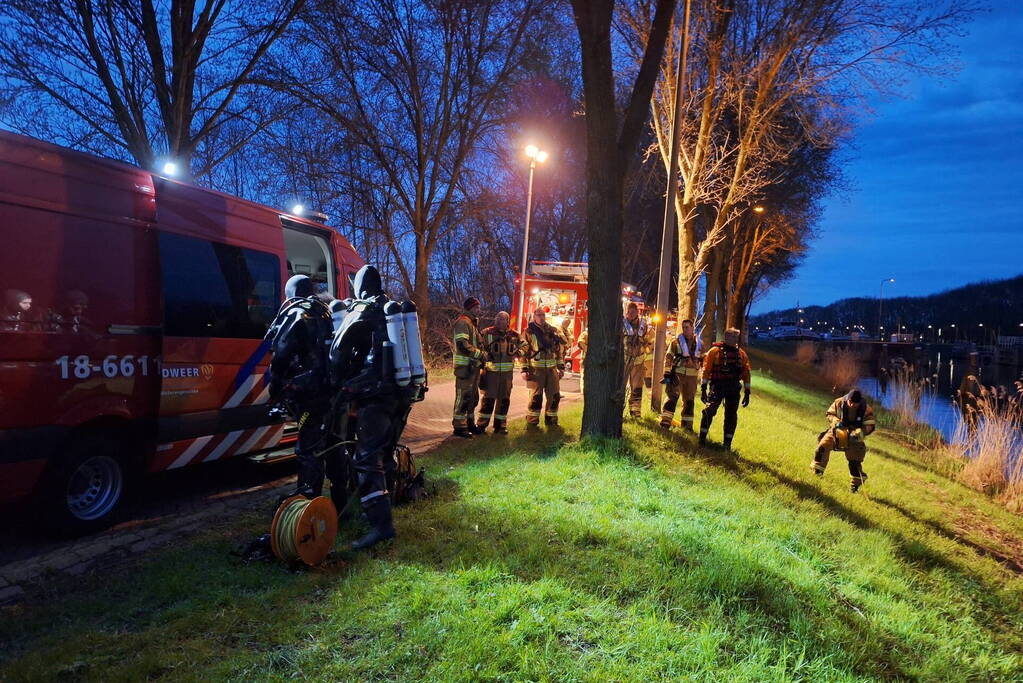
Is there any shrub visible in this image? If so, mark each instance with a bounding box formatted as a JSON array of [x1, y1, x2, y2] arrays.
[[794, 341, 816, 366], [820, 348, 860, 393], [954, 382, 1023, 511]]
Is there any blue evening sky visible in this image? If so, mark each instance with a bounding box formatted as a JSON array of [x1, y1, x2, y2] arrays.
[[752, 0, 1023, 314]]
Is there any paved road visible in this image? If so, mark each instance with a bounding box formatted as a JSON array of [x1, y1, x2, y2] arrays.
[[0, 376, 581, 603]]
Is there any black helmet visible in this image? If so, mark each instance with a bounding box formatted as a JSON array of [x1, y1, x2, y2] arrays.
[[353, 265, 383, 299]]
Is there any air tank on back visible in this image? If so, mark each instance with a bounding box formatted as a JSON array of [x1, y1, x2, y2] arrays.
[[384, 300, 411, 386], [401, 300, 427, 386]]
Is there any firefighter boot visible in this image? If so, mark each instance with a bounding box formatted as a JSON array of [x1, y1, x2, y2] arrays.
[[453, 427, 474, 439], [352, 496, 395, 550], [849, 461, 868, 493], [812, 447, 829, 477], [468, 423, 486, 435]]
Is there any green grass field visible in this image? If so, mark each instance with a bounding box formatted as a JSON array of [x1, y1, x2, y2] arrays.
[[2, 357, 1022, 681]]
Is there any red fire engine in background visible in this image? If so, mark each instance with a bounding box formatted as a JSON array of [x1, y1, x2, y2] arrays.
[[0, 131, 364, 533], [511, 260, 646, 372]]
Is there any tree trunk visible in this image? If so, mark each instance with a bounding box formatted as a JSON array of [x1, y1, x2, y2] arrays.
[[573, 0, 675, 438], [575, 1, 626, 439], [412, 237, 432, 327], [701, 244, 723, 347]]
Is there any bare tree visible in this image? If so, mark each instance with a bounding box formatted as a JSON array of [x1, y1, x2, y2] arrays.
[[258, 0, 548, 326], [572, 0, 677, 438], [0, 0, 304, 176], [626, 0, 977, 336]]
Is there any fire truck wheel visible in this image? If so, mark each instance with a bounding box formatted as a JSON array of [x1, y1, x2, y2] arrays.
[[41, 434, 126, 536]]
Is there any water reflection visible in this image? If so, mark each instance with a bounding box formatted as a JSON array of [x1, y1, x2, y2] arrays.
[[862, 350, 1021, 442]]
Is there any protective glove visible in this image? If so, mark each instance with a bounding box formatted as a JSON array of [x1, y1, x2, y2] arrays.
[[742, 388, 750, 408], [660, 372, 673, 385], [701, 384, 708, 404]]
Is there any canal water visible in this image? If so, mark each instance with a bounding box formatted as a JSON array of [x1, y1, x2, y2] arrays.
[[859, 350, 1021, 442]]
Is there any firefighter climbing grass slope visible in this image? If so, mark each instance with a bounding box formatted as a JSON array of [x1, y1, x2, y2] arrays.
[[699, 327, 752, 450], [812, 389, 877, 492], [452, 297, 485, 438], [521, 309, 564, 427], [477, 311, 526, 434]]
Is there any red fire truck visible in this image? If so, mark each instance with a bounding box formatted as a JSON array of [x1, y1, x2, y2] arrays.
[[511, 261, 645, 372], [0, 131, 364, 533]]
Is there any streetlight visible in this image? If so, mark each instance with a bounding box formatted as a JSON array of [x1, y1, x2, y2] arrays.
[[516, 143, 548, 332], [878, 277, 895, 341], [161, 161, 178, 176]]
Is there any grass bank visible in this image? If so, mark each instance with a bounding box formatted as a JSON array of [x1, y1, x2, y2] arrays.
[[2, 362, 1022, 680]]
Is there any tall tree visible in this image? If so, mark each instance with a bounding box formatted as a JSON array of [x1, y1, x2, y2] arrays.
[[0, 0, 304, 176], [571, 0, 676, 438], [262, 0, 547, 326], [628, 0, 976, 332]]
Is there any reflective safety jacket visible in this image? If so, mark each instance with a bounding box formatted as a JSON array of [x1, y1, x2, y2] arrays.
[[452, 314, 483, 370], [623, 317, 651, 366], [480, 326, 526, 372], [666, 333, 703, 376], [523, 322, 564, 371], [702, 342, 751, 386], [826, 396, 876, 435]]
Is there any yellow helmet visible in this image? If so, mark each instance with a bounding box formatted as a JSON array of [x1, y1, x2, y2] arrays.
[[834, 427, 850, 450]]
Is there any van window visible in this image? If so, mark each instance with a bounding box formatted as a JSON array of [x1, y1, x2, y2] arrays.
[[159, 232, 280, 338], [282, 222, 335, 297]]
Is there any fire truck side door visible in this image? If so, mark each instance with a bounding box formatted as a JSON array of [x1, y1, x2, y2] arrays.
[[153, 231, 283, 470]]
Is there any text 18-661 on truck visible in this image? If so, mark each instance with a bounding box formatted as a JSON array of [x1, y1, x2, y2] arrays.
[[0, 131, 364, 534]]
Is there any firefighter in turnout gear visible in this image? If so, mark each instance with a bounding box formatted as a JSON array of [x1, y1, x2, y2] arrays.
[[812, 390, 877, 492], [699, 327, 751, 450], [623, 302, 652, 418], [659, 319, 703, 431], [522, 309, 564, 426], [452, 297, 485, 438], [476, 311, 525, 433]]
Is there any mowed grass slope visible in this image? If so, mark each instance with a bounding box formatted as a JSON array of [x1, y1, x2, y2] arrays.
[[2, 362, 1022, 681]]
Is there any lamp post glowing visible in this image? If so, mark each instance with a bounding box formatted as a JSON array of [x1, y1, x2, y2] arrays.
[[161, 161, 178, 176], [878, 277, 895, 341], [517, 144, 547, 332]]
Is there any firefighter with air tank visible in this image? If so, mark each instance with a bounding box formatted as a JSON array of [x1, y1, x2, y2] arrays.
[[699, 327, 751, 450], [812, 389, 877, 492], [476, 311, 526, 434], [252, 265, 428, 563]]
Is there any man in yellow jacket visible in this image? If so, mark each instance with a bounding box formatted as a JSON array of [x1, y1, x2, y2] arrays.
[[699, 327, 751, 450], [452, 297, 485, 438], [659, 319, 703, 431], [521, 309, 564, 427], [813, 389, 877, 492], [477, 311, 525, 434], [623, 302, 652, 418]]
